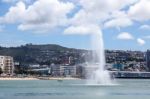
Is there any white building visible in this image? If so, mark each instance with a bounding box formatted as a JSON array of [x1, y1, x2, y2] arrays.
[[51, 64, 77, 77], [0, 56, 14, 75], [60, 65, 76, 77]]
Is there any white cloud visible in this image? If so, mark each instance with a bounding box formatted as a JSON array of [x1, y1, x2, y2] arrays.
[[128, 0, 150, 21], [1, 0, 150, 35], [104, 18, 133, 29], [104, 11, 133, 29], [137, 38, 145, 45], [67, 0, 138, 35], [0, 0, 74, 32], [79, 0, 138, 14], [0, 2, 26, 24], [20, 0, 74, 31], [139, 24, 150, 30], [117, 32, 134, 40], [64, 24, 100, 35], [70, 0, 138, 26]]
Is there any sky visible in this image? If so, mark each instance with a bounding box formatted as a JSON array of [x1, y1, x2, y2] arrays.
[[0, 0, 150, 51]]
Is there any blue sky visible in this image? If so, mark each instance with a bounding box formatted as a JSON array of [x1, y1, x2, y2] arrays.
[[0, 0, 150, 51]]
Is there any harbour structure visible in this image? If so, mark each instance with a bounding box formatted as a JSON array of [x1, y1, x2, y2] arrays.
[[111, 71, 150, 78]]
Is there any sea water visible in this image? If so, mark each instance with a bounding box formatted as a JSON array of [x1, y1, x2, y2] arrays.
[[0, 79, 150, 99]]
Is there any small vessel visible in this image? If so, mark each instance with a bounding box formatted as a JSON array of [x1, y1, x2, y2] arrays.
[[57, 79, 63, 82]]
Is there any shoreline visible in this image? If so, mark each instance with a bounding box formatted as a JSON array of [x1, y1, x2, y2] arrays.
[[0, 77, 150, 80], [0, 77, 39, 80], [0, 77, 81, 80], [38, 77, 81, 80]]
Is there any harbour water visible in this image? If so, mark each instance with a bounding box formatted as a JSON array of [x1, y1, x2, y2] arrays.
[[0, 79, 150, 99]]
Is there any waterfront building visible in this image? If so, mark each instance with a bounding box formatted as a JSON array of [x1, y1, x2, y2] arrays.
[[60, 65, 76, 77], [51, 64, 61, 76], [50, 64, 77, 77], [76, 65, 84, 78], [0, 56, 14, 75], [146, 50, 150, 71]]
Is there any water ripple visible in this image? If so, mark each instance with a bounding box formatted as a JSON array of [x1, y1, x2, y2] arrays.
[[110, 92, 150, 96], [14, 92, 85, 96]]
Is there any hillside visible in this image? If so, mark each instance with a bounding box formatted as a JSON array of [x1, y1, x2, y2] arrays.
[[0, 44, 86, 65]]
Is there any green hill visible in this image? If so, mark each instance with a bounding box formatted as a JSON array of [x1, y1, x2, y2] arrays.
[[0, 44, 86, 65]]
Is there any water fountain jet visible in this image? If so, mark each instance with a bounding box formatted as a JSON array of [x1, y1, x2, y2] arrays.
[[86, 30, 112, 85]]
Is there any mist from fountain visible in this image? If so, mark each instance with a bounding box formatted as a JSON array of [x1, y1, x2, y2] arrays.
[[86, 30, 113, 85]]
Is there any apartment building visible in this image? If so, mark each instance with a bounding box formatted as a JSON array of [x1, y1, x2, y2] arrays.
[[0, 56, 14, 75]]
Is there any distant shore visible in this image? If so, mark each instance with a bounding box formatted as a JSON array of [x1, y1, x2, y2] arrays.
[[1, 77, 150, 80], [0, 77, 81, 80], [38, 77, 81, 80], [0, 77, 38, 80]]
